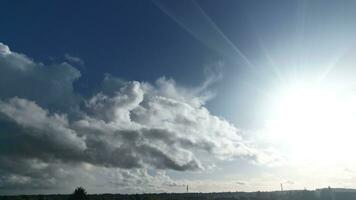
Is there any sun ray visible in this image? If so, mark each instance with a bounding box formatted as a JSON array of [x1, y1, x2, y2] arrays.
[[318, 42, 356, 83], [153, 0, 256, 70]]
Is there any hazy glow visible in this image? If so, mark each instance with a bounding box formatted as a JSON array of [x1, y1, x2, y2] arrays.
[[267, 82, 356, 163]]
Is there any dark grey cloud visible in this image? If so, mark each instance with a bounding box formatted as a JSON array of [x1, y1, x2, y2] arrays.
[[0, 42, 268, 192]]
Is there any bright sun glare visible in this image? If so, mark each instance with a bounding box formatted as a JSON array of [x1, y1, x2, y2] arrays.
[[267, 82, 356, 163]]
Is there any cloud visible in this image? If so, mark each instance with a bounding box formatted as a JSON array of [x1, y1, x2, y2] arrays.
[[0, 97, 86, 160], [0, 42, 269, 193], [75, 76, 258, 169], [236, 181, 246, 185], [0, 43, 81, 113], [0, 43, 11, 55], [0, 161, 178, 194], [64, 54, 85, 66]]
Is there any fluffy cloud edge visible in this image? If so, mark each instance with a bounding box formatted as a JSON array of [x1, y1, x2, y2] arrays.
[[0, 42, 281, 193]]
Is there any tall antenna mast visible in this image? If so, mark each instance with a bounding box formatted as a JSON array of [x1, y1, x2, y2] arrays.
[[186, 185, 189, 193]]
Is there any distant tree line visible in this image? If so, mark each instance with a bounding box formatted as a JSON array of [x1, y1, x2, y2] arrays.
[[1, 187, 356, 200]]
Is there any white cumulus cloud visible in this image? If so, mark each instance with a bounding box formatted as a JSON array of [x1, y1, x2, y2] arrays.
[[0, 42, 275, 193]]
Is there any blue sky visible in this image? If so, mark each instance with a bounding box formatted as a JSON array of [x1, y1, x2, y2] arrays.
[[0, 0, 333, 127], [0, 0, 288, 128], [1, 1, 213, 86], [2, 0, 356, 194]]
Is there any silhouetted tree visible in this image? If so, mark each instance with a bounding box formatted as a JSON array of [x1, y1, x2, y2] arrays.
[[69, 187, 88, 200]]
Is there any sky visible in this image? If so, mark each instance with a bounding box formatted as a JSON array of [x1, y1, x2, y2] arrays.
[[2, 0, 356, 195]]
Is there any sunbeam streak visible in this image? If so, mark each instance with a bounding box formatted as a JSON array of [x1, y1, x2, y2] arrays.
[[153, 0, 256, 70]]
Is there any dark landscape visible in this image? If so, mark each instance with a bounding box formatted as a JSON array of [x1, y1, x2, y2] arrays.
[[2, 188, 356, 200]]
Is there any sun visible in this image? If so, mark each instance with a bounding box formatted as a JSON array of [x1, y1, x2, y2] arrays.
[[266, 82, 356, 163]]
